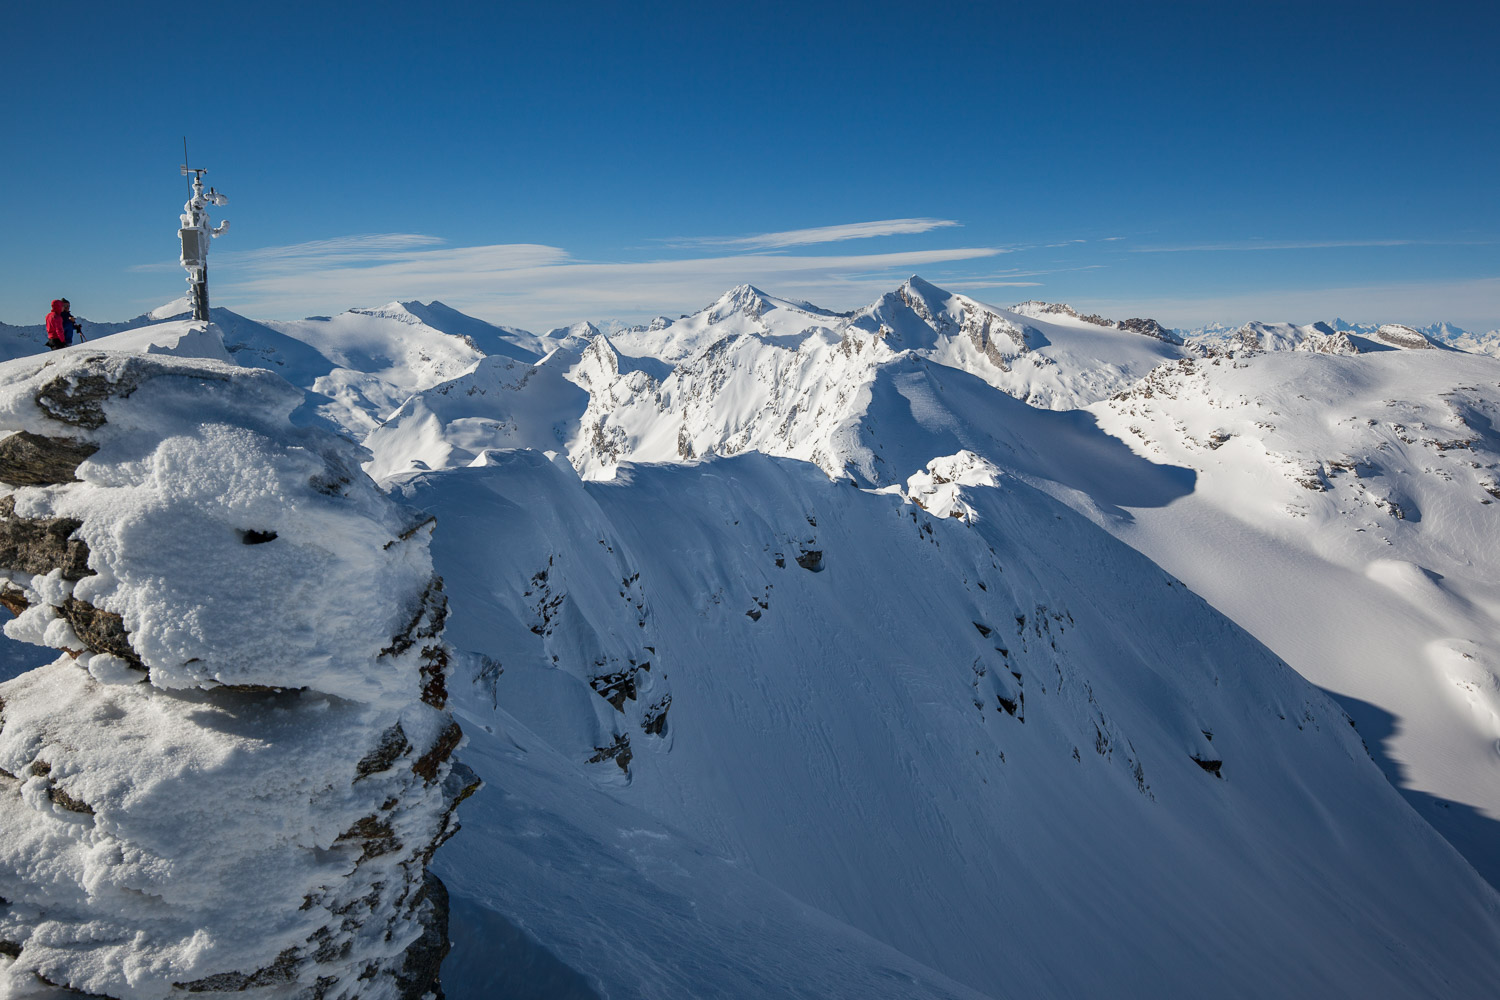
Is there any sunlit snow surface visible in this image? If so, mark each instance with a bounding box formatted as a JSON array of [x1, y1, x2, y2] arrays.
[[4, 283, 1500, 997]]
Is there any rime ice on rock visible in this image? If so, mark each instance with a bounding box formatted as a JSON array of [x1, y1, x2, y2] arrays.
[[0, 348, 475, 999]]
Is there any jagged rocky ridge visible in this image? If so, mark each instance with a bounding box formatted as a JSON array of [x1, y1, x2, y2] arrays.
[[0, 346, 475, 998]]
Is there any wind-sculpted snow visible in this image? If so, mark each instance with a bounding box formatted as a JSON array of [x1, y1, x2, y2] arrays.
[[0, 329, 472, 998], [400, 449, 1500, 998]]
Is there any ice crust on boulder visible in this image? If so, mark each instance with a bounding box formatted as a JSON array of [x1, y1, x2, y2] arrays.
[[0, 336, 471, 999]]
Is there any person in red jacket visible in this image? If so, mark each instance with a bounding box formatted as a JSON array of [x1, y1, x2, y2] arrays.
[[44, 299, 82, 350], [45, 299, 68, 350]]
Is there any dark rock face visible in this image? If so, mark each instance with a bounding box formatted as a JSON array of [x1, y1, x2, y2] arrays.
[[588, 733, 633, 772], [0, 496, 93, 581], [32, 356, 229, 431], [0, 432, 98, 486], [393, 872, 451, 1000], [356, 724, 413, 779], [60, 597, 144, 668], [1117, 317, 1184, 345]]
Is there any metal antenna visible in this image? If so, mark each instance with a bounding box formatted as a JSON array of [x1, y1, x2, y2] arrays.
[[176, 142, 229, 322]]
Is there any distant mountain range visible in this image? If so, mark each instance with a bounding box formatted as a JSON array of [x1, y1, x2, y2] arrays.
[[3, 278, 1499, 997]]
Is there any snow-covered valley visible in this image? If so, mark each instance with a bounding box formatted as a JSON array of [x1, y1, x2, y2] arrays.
[[2, 280, 1499, 997]]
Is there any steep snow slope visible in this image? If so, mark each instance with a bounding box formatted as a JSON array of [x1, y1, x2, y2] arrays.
[[1091, 349, 1500, 884], [396, 449, 1500, 998], [355, 280, 1500, 901]]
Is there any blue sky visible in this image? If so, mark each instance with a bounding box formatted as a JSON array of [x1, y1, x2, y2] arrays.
[[5, 1, 1497, 331]]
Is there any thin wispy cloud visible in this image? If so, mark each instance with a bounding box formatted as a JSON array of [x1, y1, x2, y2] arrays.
[[219, 233, 447, 267], [674, 218, 962, 250], [214, 235, 1006, 330], [126, 233, 460, 274]]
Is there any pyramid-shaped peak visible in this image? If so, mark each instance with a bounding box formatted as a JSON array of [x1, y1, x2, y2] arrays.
[[702, 284, 777, 323], [901, 275, 952, 299], [717, 284, 773, 307]]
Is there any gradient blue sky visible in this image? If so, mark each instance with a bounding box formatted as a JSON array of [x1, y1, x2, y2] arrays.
[[5, 0, 1497, 331]]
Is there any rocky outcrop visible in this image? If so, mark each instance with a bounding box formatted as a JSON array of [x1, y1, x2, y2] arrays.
[[1374, 324, 1436, 350], [0, 349, 475, 999], [1116, 317, 1184, 345]]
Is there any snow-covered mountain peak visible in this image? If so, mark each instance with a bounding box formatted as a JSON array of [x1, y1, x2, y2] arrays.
[[705, 282, 776, 323], [1235, 320, 1360, 355], [1374, 323, 1438, 350]]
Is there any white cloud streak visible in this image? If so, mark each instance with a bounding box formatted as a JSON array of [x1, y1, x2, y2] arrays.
[[675, 218, 961, 250], [213, 237, 1006, 330], [218, 233, 447, 267]]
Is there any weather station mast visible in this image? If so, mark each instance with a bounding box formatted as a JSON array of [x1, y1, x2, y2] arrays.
[[177, 140, 229, 322]]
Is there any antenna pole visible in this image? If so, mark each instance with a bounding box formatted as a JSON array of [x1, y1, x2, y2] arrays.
[[176, 142, 229, 323]]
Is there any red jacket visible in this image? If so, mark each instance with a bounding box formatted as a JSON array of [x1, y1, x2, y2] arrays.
[[46, 301, 66, 343]]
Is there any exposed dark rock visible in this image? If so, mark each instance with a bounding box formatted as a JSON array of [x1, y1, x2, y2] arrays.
[[795, 549, 824, 572], [0, 496, 93, 580], [34, 364, 135, 430], [591, 665, 648, 711], [337, 815, 401, 862], [355, 724, 412, 780], [393, 871, 451, 1000], [33, 357, 230, 431], [0, 583, 29, 617], [239, 529, 277, 545], [413, 720, 464, 783], [0, 431, 99, 486], [60, 596, 144, 669], [176, 948, 300, 992], [383, 577, 449, 659], [1191, 756, 1224, 777], [972, 621, 993, 637], [420, 645, 450, 710], [48, 784, 94, 815], [588, 733, 633, 772], [1117, 317, 1184, 345], [642, 695, 671, 736], [31, 972, 119, 998], [384, 513, 437, 551], [0, 940, 20, 959]]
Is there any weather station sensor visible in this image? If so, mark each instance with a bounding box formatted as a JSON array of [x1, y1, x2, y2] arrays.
[[178, 139, 230, 321]]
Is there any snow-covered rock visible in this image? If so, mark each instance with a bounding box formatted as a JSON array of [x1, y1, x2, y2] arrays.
[[0, 333, 474, 999]]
